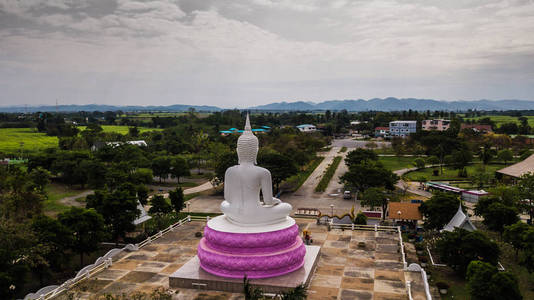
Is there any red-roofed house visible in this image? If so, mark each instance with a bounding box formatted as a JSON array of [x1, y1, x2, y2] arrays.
[[375, 127, 389, 137], [460, 124, 493, 133]]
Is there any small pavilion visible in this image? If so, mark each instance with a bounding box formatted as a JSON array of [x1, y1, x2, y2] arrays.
[[441, 205, 476, 232]]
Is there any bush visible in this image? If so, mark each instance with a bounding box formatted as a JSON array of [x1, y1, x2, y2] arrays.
[[415, 243, 424, 251], [195, 231, 202, 238], [432, 169, 439, 176], [315, 156, 342, 192], [354, 212, 368, 225]]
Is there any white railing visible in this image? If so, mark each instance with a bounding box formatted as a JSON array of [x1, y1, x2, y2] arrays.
[[24, 215, 195, 300], [426, 246, 446, 267], [398, 226, 407, 269], [406, 281, 413, 300], [407, 263, 432, 300]]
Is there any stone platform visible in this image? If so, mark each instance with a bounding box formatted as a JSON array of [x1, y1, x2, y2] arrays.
[[170, 245, 320, 293]]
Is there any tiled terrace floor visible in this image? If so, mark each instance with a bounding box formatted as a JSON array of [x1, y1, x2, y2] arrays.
[[58, 219, 427, 300]]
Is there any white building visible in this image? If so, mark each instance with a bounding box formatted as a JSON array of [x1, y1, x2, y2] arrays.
[[442, 205, 476, 232], [462, 190, 489, 203], [389, 121, 417, 137], [296, 124, 316, 132]]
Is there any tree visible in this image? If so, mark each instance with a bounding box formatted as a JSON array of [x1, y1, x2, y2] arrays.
[[128, 126, 139, 137], [149, 195, 172, 215], [58, 207, 108, 267], [214, 152, 237, 184], [413, 158, 425, 169], [466, 260, 497, 300], [86, 189, 139, 243], [341, 161, 399, 193], [362, 188, 388, 220], [27, 167, 51, 194], [30, 215, 72, 285], [497, 149, 514, 165], [481, 202, 519, 233], [503, 221, 530, 257], [451, 149, 472, 169], [169, 187, 185, 214], [151, 156, 171, 183], [354, 212, 368, 225], [345, 148, 378, 166], [478, 145, 496, 166], [136, 184, 149, 205], [436, 228, 500, 274], [131, 168, 153, 185], [258, 151, 298, 194], [466, 260, 522, 300], [518, 173, 534, 223], [170, 157, 190, 183], [419, 192, 460, 230]]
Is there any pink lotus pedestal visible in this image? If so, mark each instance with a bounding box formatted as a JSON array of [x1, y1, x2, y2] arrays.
[[169, 216, 320, 293]]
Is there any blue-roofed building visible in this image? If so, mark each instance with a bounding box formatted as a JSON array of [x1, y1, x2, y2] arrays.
[[296, 124, 316, 132]]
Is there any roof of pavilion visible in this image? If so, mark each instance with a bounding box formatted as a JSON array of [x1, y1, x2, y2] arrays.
[[497, 154, 534, 178]]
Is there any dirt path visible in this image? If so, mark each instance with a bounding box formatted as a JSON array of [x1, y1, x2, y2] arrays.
[[59, 190, 94, 207]]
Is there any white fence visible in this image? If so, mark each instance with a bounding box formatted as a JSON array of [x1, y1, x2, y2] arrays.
[[24, 215, 202, 300], [406, 263, 432, 300]]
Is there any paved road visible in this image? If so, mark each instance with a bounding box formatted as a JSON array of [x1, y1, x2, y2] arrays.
[[394, 167, 432, 199], [59, 190, 94, 208]]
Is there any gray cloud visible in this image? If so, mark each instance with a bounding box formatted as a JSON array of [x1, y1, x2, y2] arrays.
[[0, 0, 533, 107]]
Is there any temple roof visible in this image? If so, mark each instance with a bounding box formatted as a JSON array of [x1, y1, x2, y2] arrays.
[[387, 202, 422, 220], [442, 205, 476, 232]]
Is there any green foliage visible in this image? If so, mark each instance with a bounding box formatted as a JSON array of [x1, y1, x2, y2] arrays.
[[419, 192, 460, 230], [31, 215, 72, 271], [503, 222, 530, 256], [362, 187, 388, 217], [481, 202, 519, 233], [151, 156, 171, 182], [136, 184, 149, 205], [436, 228, 500, 274], [518, 173, 534, 223], [466, 260, 522, 300], [149, 195, 172, 215], [354, 212, 368, 225], [315, 156, 342, 192], [345, 148, 378, 166], [58, 207, 108, 266], [498, 149, 514, 164], [341, 160, 399, 192], [132, 168, 154, 185], [413, 158, 425, 169], [214, 151, 238, 184], [169, 187, 184, 214], [169, 157, 190, 183], [243, 276, 263, 300], [258, 151, 298, 193], [86, 188, 140, 242]]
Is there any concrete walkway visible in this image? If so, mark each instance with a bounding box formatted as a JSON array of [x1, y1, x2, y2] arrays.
[[59, 190, 94, 207]]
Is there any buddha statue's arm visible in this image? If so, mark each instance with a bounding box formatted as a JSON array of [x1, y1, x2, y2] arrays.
[[224, 168, 231, 204], [261, 170, 280, 205]]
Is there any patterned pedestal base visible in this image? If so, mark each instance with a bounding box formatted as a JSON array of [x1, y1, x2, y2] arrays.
[[197, 218, 306, 279]]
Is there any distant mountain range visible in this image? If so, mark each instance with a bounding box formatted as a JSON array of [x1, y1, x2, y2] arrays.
[[2, 98, 534, 112], [249, 98, 534, 111]]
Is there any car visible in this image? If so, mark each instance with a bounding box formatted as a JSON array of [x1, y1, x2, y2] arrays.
[[343, 191, 352, 199]]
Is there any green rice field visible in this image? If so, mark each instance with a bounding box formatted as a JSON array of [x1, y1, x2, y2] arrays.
[[0, 125, 161, 153], [462, 115, 534, 127], [76, 125, 161, 134], [0, 128, 58, 153]]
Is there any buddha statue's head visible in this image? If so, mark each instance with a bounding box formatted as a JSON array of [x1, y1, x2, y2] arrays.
[[237, 114, 258, 165]]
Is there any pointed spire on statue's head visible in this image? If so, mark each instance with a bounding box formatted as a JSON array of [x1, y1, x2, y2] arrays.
[[244, 113, 252, 132], [237, 113, 258, 164]]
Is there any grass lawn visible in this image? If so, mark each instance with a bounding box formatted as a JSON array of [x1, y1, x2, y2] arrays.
[[0, 128, 58, 153], [378, 156, 421, 171], [76, 125, 161, 134], [404, 163, 503, 181], [43, 183, 88, 216], [462, 115, 534, 127], [428, 266, 470, 300]]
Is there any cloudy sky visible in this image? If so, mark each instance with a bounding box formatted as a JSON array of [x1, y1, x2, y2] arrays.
[[1, 0, 534, 107]]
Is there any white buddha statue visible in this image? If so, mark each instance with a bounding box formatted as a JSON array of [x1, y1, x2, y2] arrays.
[[220, 115, 292, 225]]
